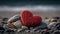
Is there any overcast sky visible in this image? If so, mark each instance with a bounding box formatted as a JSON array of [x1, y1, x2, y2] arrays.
[[0, 0, 60, 12], [0, 0, 60, 6], [0, 5, 60, 12]]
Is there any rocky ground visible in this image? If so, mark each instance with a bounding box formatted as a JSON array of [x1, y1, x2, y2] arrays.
[[0, 11, 60, 34], [0, 30, 60, 34]]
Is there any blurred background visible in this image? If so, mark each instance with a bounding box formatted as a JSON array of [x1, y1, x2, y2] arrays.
[[0, 0, 60, 18]]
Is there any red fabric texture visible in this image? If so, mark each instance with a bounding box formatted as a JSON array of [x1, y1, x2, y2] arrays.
[[20, 10, 42, 27]]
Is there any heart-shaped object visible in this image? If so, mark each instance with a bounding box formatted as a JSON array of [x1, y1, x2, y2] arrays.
[[20, 10, 42, 27]]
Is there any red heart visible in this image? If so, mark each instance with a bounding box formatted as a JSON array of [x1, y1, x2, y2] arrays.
[[20, 10, 42, 27]]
